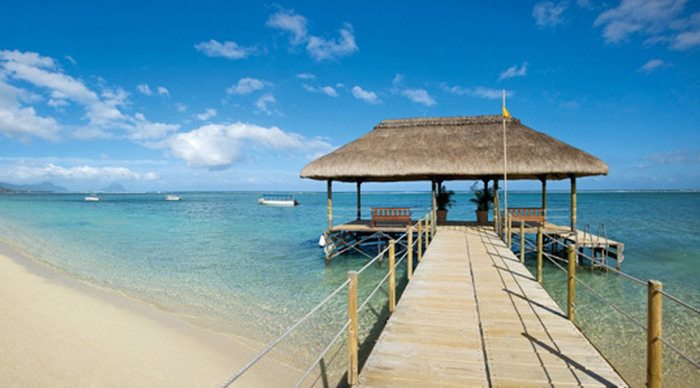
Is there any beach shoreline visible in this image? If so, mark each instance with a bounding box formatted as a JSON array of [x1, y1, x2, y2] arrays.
[[0, 239, 299, 387]]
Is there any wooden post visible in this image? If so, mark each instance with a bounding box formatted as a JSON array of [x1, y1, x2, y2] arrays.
[[423, 217, 429, 250], [347, 271, 358, 385], [647, 280, 663, 388], [493, 179, 499, 232], [506, 213, 512, 248], [536, 227, 543, 284], [407, 225, 414, 279], [426, 215, 431, 242], [356, 181, 362, 220], [388, 240, 396, 313], [570, 176, 577, 232], [417, 221, 423, 261], [567, 244, 576, 321], [541, 177, 547, 221], [327, 180, 333, 229], [431, 181, 437, 213], [519, 222, 525, 263]]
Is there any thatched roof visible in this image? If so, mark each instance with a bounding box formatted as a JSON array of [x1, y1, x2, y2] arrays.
[[300, 115, 608, 182]]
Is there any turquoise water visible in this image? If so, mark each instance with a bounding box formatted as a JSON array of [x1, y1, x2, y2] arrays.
[[0, 191, 698, 386]]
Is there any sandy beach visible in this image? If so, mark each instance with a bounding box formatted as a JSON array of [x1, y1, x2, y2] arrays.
[[0, 242, 299, 387]]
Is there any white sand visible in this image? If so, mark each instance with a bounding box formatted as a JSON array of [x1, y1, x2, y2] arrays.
[[0, 244, 299, 387]]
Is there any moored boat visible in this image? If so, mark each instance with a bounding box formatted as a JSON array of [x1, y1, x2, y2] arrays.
[[84, 195, 100, 202], [257, 194, 299, 207], [164, 195, 181, 201]]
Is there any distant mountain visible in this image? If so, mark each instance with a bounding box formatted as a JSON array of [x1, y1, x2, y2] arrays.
[[0, 181, 68, 193], [99, 183, 127, 193]]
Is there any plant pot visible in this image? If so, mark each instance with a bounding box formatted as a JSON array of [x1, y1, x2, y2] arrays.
[[437, 209, 448, 225], [476, 210, 489, 224]]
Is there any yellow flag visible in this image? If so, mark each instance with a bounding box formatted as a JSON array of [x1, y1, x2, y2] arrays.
[[502, 105, 511, 119]]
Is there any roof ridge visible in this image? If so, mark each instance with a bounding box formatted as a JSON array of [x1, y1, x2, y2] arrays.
[[376, 115, 519, 128]]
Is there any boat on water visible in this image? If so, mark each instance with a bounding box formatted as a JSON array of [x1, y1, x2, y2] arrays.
[[257, 194, 299, 207], [164, 195, 181, 201], [84, 195, 100, 202]]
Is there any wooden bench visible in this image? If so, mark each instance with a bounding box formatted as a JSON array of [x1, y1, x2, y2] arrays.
[[371, 207, 412, 227], [508, 207, 545, 226]]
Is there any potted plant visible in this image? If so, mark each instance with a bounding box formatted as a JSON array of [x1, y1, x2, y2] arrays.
[[470, 182, 494, 224], [435, 184, 454, 225]]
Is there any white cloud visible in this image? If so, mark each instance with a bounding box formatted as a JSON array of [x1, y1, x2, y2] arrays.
[[390, 74, 435, 106], [165, 122, 333, 169], [593, 0, 693, 48], [129, 113, 179, 140], [194, 39, 255, 60], [227, 77, 265, 95], [266, 10, 308, 45], [401, 88, 436, 107], [303, 84, 338, 97], [498, 62, 528, 81], [10, 163, 158, 181], [441, 84, 513, 100], [0, 49, 179, 141], [637, 59, 666, 73], [306, 23, 358, 61], [137, 83, 152, 95], [672, 25, 700, 50], [196, 108, 217, 121], [255, 93, 276, 115], [351, 86, 380, 104], [157, 86, 169, 96], [175, 103, 187, 113], [296, 72, 316, 80], [533, 1, 568, 27]]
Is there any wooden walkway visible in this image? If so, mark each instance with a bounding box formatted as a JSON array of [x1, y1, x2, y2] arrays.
[[358, 226, 626, 387]]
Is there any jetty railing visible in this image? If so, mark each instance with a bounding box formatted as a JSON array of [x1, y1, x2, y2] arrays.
[[222, 210, 437, 387], [504, 225, 699, 387]]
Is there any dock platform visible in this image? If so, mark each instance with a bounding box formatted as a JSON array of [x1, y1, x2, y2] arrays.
[[358, 226, 626, 387]]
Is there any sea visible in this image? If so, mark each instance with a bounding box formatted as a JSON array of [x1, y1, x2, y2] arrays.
[[0, 191, 697, 387]]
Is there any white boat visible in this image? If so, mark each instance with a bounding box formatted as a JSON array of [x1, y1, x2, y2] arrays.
[[164, 195, 181, 201], [84, 195, 100, 202], [257, 194, 299, 207]]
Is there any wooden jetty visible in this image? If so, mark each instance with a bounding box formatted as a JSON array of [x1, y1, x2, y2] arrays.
[[358, 225, 626, 387]]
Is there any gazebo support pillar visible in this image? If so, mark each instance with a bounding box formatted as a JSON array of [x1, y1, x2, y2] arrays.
[[493, 179, 499, 232], [356, 181, 362, 220], [327, 180, 333, 229], [541, 176, 547, 222], [431, 180, 437, 212], [570, 176, 577, 232]]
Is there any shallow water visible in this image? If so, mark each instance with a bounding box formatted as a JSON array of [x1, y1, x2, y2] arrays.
[[0, 191, 697, 386]]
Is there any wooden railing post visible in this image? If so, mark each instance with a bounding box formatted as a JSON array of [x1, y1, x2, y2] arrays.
[[417, 222, 423, 262], [347, 271, 358, 385], [519, 222, 525, 263], [426, 215, 431, 243], [407, 226, 414, 280], [388, 240, 396, 313], [567, 244, 576, 321], [506, 213, 512, 248], [536, 227, 543, 284], [647, 280, 663, 388], [423, 217, 429, 250]]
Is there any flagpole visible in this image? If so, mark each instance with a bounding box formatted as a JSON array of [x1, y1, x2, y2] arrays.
[[502, 90, 508, 222]]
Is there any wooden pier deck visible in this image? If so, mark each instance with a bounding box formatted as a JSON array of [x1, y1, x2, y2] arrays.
[[358, 226, 626, 387]]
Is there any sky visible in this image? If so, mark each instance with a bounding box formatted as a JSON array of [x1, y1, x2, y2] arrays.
[[0, 0, 698, 192]]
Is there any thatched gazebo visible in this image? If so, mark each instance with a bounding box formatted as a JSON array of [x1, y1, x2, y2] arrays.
[[301, 115, 607, 233]]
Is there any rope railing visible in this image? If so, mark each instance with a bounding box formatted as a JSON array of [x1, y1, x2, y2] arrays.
[[294, 320, 350, 388], [221, 278, 350, 387], [517, 227, 700, 382], [223, 211, 437, 387]]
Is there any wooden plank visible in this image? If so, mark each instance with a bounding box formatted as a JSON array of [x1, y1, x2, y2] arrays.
[[357, 226, 627, 387]]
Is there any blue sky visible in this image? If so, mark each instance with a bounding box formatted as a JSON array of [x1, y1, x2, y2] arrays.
[[0, 0, 698, 192]]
